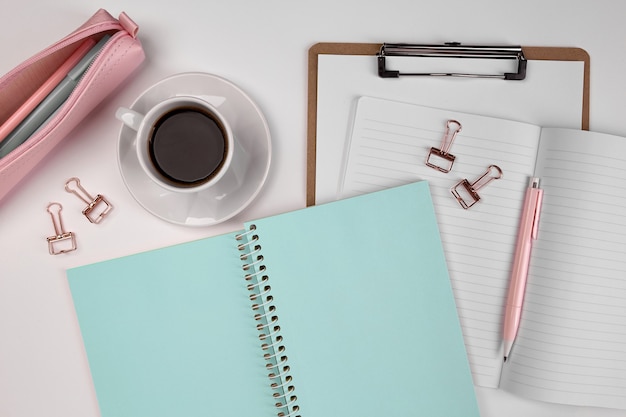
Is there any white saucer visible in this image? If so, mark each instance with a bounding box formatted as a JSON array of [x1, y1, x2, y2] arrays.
[[117, 72, 271, 226]]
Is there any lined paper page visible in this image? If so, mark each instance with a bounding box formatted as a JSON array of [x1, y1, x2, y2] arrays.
[[340, 97, 542, 388], [500, 128, 626, 409]]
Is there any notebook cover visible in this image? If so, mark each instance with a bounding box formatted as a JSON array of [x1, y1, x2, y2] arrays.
[[244, 181, 478, 416], [67, 181, 478, 417]]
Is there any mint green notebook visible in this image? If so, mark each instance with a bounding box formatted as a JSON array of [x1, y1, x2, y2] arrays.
[[67, 181, 479, 417]]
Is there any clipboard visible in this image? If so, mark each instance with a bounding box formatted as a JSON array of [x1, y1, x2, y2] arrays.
[[306, 42, 590, 206]]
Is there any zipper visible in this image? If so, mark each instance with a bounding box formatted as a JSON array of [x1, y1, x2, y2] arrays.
[[0, 11, 141, 163], [19, 31, 123, 145], [2, 20, 124, 85]]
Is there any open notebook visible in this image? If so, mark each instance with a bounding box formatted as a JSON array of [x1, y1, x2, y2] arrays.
[[66, 182, 479, 417], [339, 96, 626, 409]]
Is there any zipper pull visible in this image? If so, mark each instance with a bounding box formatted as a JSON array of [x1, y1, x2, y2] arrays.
[[118, 12, 139, 38]]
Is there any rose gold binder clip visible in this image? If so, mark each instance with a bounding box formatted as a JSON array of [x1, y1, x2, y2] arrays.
[[451, 164, 503, 209], [426, 120, 462, 173], [46, 203, 77, 255], [64, 177, 113, 224]]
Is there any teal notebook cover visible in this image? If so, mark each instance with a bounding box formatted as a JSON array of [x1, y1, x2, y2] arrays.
[[67, 181, 479, 417]]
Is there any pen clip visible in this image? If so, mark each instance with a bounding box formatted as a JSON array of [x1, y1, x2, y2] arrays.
[[531, 189, 543, 239]]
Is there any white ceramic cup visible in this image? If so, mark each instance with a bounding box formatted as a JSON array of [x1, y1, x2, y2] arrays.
[[116, 96, 235, 194]]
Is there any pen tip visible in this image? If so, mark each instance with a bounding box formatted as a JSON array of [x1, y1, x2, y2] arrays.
[[503, 356, 508, 363]]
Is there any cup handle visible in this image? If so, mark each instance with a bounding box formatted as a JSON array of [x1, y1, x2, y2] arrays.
[[115, 107, 145, 131]]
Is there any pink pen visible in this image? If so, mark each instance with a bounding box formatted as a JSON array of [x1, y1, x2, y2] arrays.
[[503, 177, 543, 362], [0, 38, 96, 144]]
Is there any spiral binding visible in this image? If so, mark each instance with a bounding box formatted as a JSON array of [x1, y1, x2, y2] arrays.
[[236, 225, 301, 417]]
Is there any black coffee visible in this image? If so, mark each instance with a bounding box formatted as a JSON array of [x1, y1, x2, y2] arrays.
[[148, 106, 228, 187]]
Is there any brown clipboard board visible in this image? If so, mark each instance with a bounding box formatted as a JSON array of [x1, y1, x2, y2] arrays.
[[306, 43, 590, 206]]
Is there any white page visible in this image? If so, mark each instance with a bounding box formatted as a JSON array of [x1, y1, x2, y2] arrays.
[[316, 55, 585, 205], [500, 128, 626, 409], [340, 96, 542, 387]]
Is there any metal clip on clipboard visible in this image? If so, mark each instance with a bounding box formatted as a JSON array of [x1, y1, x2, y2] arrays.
[[426, 120, 462, 173], [451, 165, 503, 209], [377, 42, 527, 80]]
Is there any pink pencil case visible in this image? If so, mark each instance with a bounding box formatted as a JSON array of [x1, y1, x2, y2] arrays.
[[0, 9, 145, 203]]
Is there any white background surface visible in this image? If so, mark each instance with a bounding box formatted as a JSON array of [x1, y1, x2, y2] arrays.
[[1, 1, 625, 416]]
